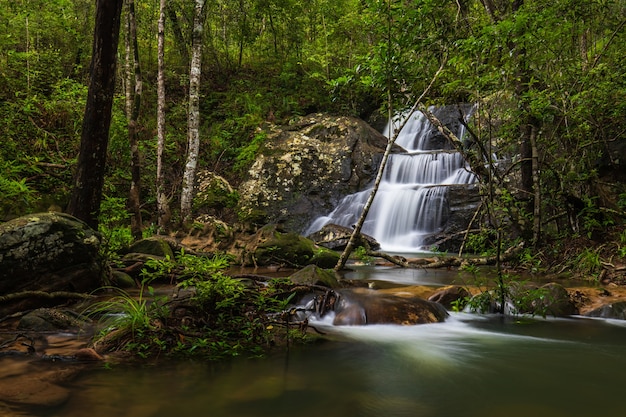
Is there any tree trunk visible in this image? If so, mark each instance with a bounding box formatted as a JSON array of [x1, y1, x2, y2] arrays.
[[180, 0, 207, 225], [126, 0, 143, 241], [67, 0, 124, 229], [156, 0, 171, 233]]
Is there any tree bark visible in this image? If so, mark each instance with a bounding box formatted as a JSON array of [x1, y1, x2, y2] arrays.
[[180, 0, 208, 225], [126, 0, 143, 241], [67, 0, 124, 229], [156, 0, 171, 233]]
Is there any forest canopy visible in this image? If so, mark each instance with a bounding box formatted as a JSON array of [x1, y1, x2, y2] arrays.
[[1, 0, 625, 253]]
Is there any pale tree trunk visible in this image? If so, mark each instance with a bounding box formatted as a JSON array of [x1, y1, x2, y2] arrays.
[[530, 123, 541, 246], [156, 0, 171, 233], [334, 63, 445, 271], [180, 0, 207, 225], [67, 0, 124, 229], [126, 0, 143, 241]]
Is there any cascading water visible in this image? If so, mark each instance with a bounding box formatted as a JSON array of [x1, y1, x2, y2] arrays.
[[306, 105, 476, 252]]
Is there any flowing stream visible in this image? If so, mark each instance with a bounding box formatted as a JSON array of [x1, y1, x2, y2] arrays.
[[306, 106, 476, 252], [3, 268, 625, 417], [47, 309, 626, 417]]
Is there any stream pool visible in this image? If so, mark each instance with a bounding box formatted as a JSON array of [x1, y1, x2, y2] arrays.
[[7, 265, 626, 417], [40, 312, 626, 417]]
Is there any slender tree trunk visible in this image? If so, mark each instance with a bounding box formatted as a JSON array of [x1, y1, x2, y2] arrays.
[[67, 0, 124, 229], [180, 0, 207, 225], [156, 0, 171, 233], [127, 0, 143, 241], [530, 123, 541, 246]]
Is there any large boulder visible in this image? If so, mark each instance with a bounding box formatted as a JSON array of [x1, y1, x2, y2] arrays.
[[238, 114, 389, 233], [333, 288, 448, 326], [0, 212, 103, 314], [238, 224, 338, 268]]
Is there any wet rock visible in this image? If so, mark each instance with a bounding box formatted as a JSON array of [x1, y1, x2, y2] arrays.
[[238, 114, 389, 233], [307, 223, 380, 251], [289, 265, 340, 288], [428, 285, 471, 310], [584, 301, 626, 320], [0, 213, 103, 315], [512, 282, 579, 317], [333, 288, 448, 326]]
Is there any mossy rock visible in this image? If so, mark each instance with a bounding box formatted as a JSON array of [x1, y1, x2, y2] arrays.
[[126, 237, 175, 259], [289, 265, 340, 288], [309, 247, 340, 268], [110, 270, 136, 288], [253, 226, 316, 267]]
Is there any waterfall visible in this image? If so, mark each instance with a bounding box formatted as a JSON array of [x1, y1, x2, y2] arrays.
[[306, 105, 476, 253]]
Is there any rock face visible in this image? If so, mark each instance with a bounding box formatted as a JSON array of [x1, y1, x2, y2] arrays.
[[238, 114, 388, 233], [0, 213, 103, 312], [421, 184, 482, 252]]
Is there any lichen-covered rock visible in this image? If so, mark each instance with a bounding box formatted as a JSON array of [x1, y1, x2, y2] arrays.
[[0, 213, 103, 313], [238, 114, 389, 233], [307, 223, 380, 251]]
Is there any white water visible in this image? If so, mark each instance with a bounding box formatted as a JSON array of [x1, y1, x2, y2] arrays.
[[306, 106, 476, 252]]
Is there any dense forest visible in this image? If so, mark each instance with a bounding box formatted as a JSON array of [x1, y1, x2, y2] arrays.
[[1, 0, 625, 265]]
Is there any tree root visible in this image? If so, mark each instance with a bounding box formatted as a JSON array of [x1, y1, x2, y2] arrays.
[[0, 291, 94, 304]]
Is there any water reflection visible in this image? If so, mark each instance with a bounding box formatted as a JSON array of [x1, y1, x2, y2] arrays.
[[46, 314, 626, 417]]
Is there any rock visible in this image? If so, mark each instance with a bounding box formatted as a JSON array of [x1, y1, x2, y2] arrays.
[[110, 270, 136, 288], [18, 308, 92, 332], [584, 301, 626, 320], [125, 237, 175, 259], [333, 288, 448, 326], [238, 114, 389, 233], [289, 265, 340, 288], [428, 285, 471, 310], [74, 347, 104, 361], [239, 224, 330, 268], [307, 223, 380, 251], [0, 213, 103, 314], [512, 282, 578, 317], [420, 184, 482, 252]]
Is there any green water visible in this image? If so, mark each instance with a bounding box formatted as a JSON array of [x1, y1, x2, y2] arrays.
[[48, 314, 626, 417]]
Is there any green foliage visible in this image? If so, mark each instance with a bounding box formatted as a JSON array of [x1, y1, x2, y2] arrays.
[[353, 246, 373, 265], [98, 196, 133, 257], [87, 283, 167, 340], [574, 248, 602, 280]]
